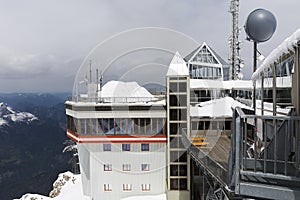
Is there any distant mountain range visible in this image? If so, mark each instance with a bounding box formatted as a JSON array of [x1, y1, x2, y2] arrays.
[[0, 93, 72, 200]]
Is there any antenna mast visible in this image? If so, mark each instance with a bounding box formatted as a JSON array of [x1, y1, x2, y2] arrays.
[[89, 60, 92, 83], [229, 0, 242, 80]]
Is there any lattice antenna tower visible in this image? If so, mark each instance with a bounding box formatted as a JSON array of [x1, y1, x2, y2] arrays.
[[229, 0, 243, 80]]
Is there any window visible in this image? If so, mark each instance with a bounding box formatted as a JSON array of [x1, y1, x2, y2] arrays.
[[122, 144, 130, 151], [141, 164, 150, 171], [141, 143, 149, 151], [104, 184, 112, 191], [141, 184, 150, 191], [104, 164, 112, 171], [103, 143, 111, 151], [122, 164, 131, 171], [123, 184, 132, 191]]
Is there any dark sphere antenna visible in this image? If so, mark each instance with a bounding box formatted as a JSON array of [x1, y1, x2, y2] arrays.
[[245, 8, 277, 43]]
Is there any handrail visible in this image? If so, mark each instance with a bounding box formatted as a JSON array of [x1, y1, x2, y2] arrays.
[[181, 128, 228, 187], [66, 95, 164, 103]]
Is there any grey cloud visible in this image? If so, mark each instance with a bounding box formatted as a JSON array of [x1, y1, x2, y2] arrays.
[[0, 0, 299, 92]]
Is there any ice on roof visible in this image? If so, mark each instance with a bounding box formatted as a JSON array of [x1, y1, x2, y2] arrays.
[[252, 28, 300, 80], [190, 96, 252, 118], [166, 51, 189, 76]]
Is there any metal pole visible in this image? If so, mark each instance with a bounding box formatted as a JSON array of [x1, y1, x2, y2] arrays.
[[253, 42, 257, 113]]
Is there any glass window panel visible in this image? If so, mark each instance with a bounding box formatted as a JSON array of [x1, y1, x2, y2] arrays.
[[170, 165, 178, 176], [170, 179, 179, 190], [179, 165, 187, 176]]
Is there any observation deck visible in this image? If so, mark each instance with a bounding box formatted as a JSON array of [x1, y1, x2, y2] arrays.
[[182, 107, 300, 200]]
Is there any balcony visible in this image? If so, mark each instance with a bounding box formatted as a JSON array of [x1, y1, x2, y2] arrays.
[[229, 107, 300, 199]]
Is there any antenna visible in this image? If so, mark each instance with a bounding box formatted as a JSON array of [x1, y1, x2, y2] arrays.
[[229, 0, 242, 80], [100, 71, 103, 91], [89, 60, 92, 83], [96, 68, 99, 91]]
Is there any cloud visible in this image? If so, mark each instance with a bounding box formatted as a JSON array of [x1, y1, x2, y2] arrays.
[[0, 0, 299, 92], [0, 50, 54, 79]]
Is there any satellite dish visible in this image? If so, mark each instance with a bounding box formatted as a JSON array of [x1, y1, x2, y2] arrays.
[[245, 8, 277, 43]]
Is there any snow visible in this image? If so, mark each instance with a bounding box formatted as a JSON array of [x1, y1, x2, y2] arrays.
[[252, 28, 300, 80], [166, 51, 189, 76], [15, 172, 89, 200], [7, 106, 16, 114], [10, 112, 38, 122], [190, 79, 253, 89], [0, 118, 7, 126], [121, 194, 166, 200], [190, 96, 252, 118], [0, 102, 38, 127], [16, 171, 166, 200], [69, 81, 165, 104], [102, 80, 153, 98]]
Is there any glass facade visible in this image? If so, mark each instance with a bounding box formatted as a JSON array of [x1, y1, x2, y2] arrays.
[[168, 77, 188, 191], [66, 117, 166, 136]]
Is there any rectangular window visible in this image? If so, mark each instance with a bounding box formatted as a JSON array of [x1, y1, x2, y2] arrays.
[[141, 184, 150, 191], [123, 184, 132, 191], [122, 144, 131, 151], [103, 143, 111, 151], [141, 143, 149, 151], [141, 164, 150, 171], [104, 164, 112, 171], [104, 184, 112, 191], [122, 164, 131, 171]]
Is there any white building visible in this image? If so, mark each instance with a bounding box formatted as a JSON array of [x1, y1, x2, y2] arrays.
[[65, 43, 251, 200]]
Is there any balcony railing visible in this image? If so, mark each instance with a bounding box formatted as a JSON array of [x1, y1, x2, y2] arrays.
[[67, 95, 164, 103], [230, 107, 300, 199]]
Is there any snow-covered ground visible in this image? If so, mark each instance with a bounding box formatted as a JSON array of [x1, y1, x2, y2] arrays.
[[15, 172, 89, 200], [121, 194, 166, 200], [16, 171, 166, 200], [0, 102, 37, 127]]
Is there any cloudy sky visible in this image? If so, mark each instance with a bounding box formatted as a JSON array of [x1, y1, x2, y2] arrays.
[[0, 0, 299, 93]]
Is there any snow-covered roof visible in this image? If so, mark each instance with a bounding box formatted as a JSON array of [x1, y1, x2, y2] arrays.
[[102, 80, 153, 98], [190, 96, 252, 118], [223, 80, 253, 89], [190, 79, 224, 89], [166, 51, 189, 76], [252, 28, 300, 80], [190, 79, 253, 90]]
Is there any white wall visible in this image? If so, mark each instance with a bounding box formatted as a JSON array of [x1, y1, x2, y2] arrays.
[[78, 143, 166, 200]]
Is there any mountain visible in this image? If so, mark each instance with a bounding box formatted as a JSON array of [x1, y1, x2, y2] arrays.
[[0, 93, 71, 200], [0, 102, 37, 127]]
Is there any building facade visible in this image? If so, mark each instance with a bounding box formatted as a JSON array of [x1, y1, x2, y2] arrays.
[[65, 43, 247, 200]]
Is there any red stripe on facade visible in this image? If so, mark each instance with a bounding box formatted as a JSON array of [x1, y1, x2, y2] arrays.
[[66, 130, 167, 143], [77, 140, 167, 144]]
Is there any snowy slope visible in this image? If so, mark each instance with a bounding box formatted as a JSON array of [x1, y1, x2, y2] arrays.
[[15, 172, 89, 200], [0, 102, 37, 127], [16, 171, 166, 200]]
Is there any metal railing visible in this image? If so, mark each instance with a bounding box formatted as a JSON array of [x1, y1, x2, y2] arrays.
[[181, 128, 228, 187], [67, 95, 164, 103], [231, 107, 300, 197]]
